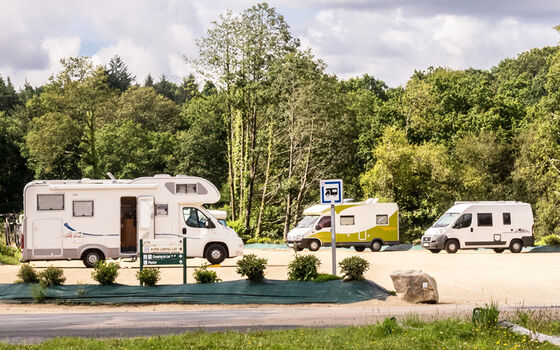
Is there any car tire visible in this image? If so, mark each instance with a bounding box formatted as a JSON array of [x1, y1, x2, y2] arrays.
[[370, 240, 382, 252], [493, 248, 505, 253], [429, 249, 441, 254], [205, 244, 227, 265], [82, 249, 104, 268], [295, 246, 304, 252], [354, 245, 366, 252], [308, 239, 321, 252], [445, 240, 459, 254], [509, 240, 523, 254]]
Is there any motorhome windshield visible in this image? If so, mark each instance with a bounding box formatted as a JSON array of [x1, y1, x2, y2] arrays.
[[296, 215, 319, 228], [433, 213, 459, 228]]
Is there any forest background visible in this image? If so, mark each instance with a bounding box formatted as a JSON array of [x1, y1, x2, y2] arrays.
[[1, 3, 560, 243]]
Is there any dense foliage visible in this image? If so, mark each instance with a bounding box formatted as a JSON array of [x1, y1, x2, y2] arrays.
[[193, 265, 221, 284], [136, 268, 161, 287], [1, 3, 560, 242], [91, 261, 120, 285], [287, 254, 321, 281], [236, 253, 267, 281], [338, 256, 370, 281]]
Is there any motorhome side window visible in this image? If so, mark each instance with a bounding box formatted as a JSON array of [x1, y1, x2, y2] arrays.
[[183, 207, 213, 228], [316, 216, 331, 229], [477, 213, 493, 227], [72, 201, 93, 217], [156, 204, 168, 216], [340, 216, 354, 225], [176, 184, 197, 194], [37, 194, 64, 211], [376, 215, 389, 225], [452, 213, 472, 229], [503, 212, 511, 225]]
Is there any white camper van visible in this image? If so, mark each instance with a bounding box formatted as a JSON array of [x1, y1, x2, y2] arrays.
[[21, 175, 244, 267], [421, 201, 534, 254], [286, 199, 399, 252]]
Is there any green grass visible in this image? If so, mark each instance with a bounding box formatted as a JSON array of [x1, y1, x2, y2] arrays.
[[0, 318, 556, 349], [0, 244, 20, 265], [512, 310, 560, 336]]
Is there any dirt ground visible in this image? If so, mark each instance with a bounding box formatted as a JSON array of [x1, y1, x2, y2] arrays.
[[1, 248, 559, 313]]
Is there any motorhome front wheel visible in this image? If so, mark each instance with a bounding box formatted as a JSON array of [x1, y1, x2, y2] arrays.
[[445, 240, 459, 254], [308, 239, 321, 251], [205, 244, 227, 265], [370, 240, 382, 252]]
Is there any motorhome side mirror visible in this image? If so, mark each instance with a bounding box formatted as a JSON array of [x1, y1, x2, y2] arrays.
[[205, 221, 215, 229], [182, 227, 186, 235], [315, 224, 321, 231]]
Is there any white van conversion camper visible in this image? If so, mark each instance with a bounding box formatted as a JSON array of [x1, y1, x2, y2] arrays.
[[421, 201, 534, 254], [21, 175, 244, 267]]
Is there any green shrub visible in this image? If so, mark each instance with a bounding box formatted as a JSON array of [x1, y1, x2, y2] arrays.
[[227, 219, 247, 240], [472, 303, 500, 328], [312, 273, 341, 282], [236, 254, 267, 281], [38, 266, 66, 287], [91, 261, 120, 285], [193, 265, 221, 284], [380, 317, 402, 335], [338, 256, 370, 281], [137, 268, 161, 286], [287, 254, 320, 281], [542, 234, 560, 246], [15, 263, 39, 283], [30, 284, 46, 303]]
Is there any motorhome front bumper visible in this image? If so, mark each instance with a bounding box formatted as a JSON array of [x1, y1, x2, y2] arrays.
[[421, 236, 445, 250], [286, 240, 304, 248]]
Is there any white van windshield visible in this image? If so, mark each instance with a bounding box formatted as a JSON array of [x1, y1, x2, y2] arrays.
[[296, 215, 319, 228], [433, 213, 459, 228]]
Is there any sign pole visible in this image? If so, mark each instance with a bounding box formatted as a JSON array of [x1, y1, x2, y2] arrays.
[[330, 202, 336, 275], [139, 239, 143, 286], [182, 237, 187, 284]]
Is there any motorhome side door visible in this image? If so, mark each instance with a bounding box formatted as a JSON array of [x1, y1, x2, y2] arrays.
[[137, 196, 155, 241], [451, 213, 472, 246]]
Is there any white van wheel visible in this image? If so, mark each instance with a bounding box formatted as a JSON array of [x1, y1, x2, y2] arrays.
[[205, 244, 227, 265], [509, 240, 523, 254], [82, 250, 104, 268], [445, 240, 459, 254], [308, 240, 321, 251]]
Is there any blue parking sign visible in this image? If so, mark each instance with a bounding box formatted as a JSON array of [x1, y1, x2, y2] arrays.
[[320, 179, 343, 204]]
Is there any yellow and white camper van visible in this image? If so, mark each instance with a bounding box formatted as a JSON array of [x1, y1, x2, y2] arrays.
[[286, 199, 399, 252]]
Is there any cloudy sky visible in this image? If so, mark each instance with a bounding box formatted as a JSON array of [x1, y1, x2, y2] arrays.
[[2, 0, 559, 89]]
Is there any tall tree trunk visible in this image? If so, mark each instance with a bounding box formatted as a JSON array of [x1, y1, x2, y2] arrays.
[[244, 105, 258, 233], [226, 101, 236, 221], [293, 119, 314, 227], [87, 110, 99, 178], [283, 106, 296, 239], [256, 121, 274, 237]]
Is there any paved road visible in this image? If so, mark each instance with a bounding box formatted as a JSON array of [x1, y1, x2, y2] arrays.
[[2, 304, 558, 344]]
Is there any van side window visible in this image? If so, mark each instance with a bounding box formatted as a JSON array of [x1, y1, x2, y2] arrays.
[[183, 207, 214, 228], [340, 216, 354, 225], [37, 194, 64, 210], [452, 213, 472, 229], [477, 213, 493, 227], [156, 204, 168, 216], [176, 184, 197, 194], [503, 213, 511, 225], [316, 216, 331, 229], [376, 215, 389, 225], [72, 201, 93, 217]]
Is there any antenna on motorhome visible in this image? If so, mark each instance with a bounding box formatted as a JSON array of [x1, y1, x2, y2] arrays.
[[107, 172, 116, 183]]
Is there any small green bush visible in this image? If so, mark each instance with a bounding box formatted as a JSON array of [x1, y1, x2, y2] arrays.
[[15, 263, 39, 283], [312, 273, 341, 282], [137, 268, 161, 286], [236, 254, 267, 281], [91, 261, 120, 285], [380, 317, 402, 336], [287, 254, 321, 281], [30, 284, 46, 303], [38, 266, 66, 287], [193, 265, 221, 284], [338, 256, 370, 281], [472, 303, 500, 328], [542, 234, 560, 246]]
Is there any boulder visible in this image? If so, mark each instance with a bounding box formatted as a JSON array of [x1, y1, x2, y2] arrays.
[[389, 269, 439, 304]]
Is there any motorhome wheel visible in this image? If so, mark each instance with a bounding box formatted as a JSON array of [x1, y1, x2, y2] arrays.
[[82, 250, 104, 268], [354, 245, 366, 252], [308, 239, 321, 251], [493, 248, 505, 253], [509, 240, 523, 254], [205, 244, 226, 265], [445, 240, 459, 254], [370, 240, 382, 252], [429, 249, 441, 254]]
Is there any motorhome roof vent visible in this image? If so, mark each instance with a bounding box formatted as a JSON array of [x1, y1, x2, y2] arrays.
[[154, 174, 172, 178]]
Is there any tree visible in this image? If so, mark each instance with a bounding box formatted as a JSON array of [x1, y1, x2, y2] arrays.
[[144, 74, 154, 87], [154, 75, 179, 102], [0, 76, 20, 112], [106, 55, 134, 92], [115, 86, 181, 132]]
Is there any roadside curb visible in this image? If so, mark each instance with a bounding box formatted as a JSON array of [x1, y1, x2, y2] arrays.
[[500, 320, 560, 346]]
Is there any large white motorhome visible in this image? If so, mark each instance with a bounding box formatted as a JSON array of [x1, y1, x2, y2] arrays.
[[421, 201, 534, 254], [21, 174, 244, 267]]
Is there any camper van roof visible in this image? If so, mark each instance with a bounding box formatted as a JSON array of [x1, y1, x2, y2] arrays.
[[303, 198, 384, 215]]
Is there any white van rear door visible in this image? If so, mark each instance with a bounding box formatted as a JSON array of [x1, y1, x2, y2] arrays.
[[137, 196, 155, 240]]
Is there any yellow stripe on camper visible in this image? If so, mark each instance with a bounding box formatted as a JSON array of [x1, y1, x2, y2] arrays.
[[310, 211, 398, 243]]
